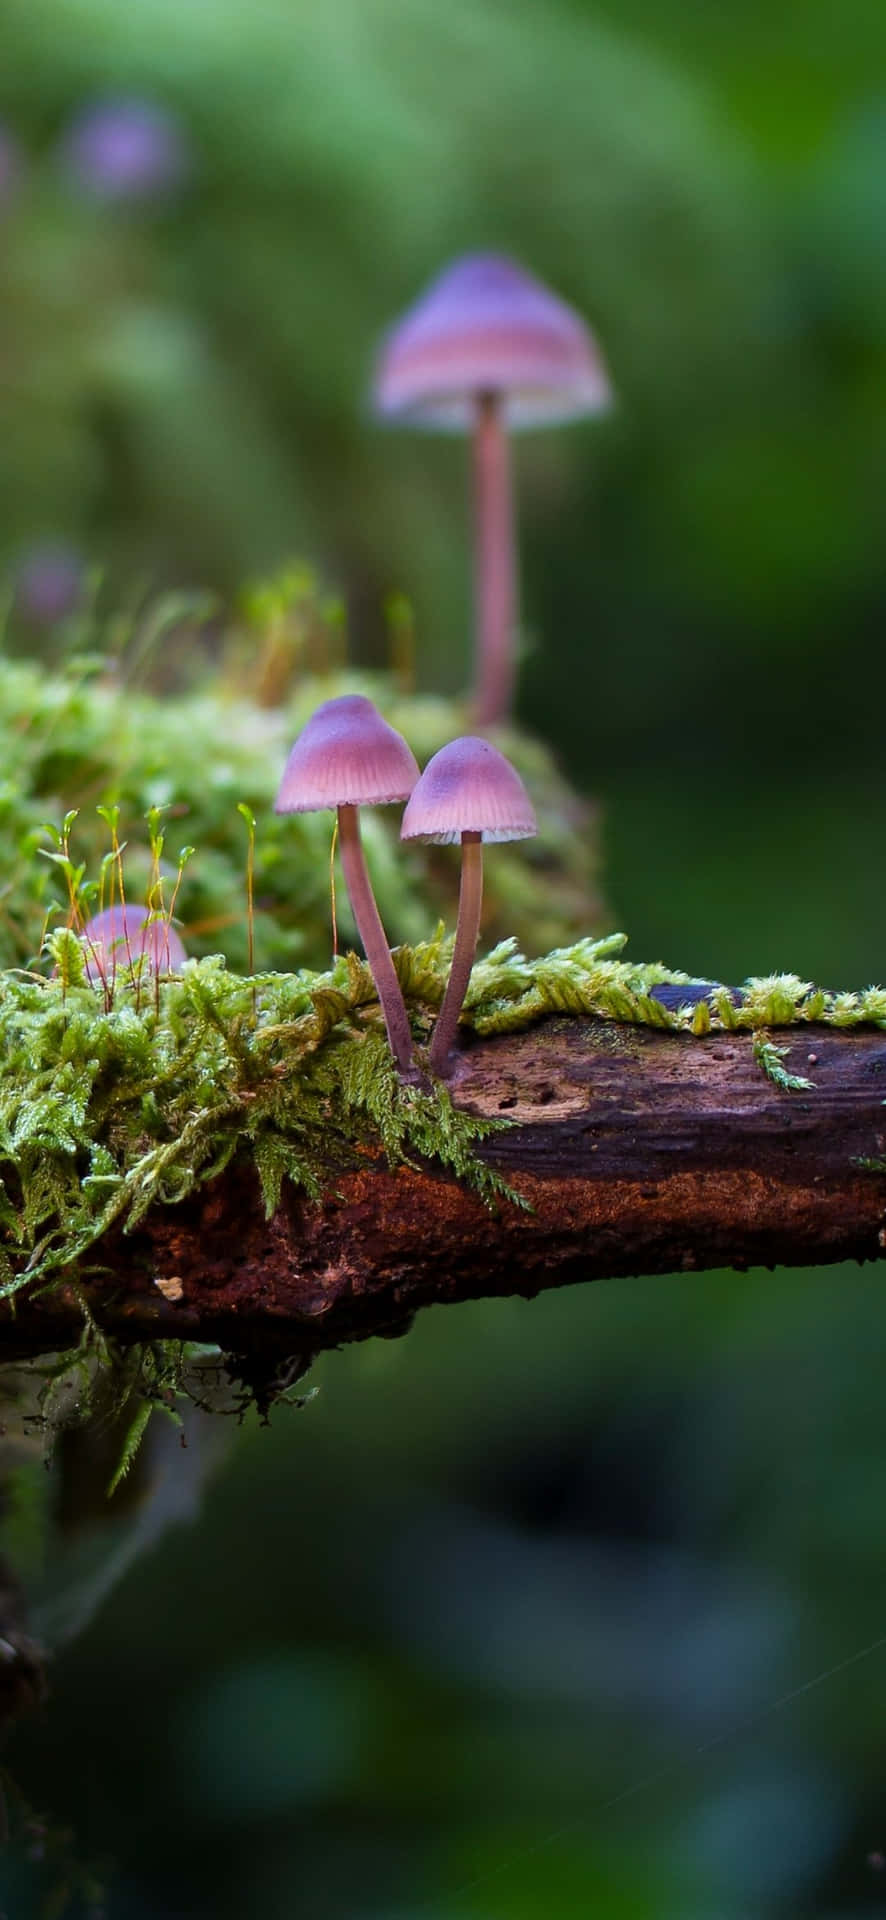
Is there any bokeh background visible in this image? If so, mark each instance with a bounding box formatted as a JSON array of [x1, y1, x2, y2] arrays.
[[2, 0, 886, 1914]]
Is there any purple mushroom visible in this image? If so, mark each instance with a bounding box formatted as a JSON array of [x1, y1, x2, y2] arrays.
[[374, 254, 611, 726], [401, 736, 537, 1077], [79, 903, 187, 986], [13, 544, 84, 626], [275, 694, 420, 1075], [59, 96, 189, 201]]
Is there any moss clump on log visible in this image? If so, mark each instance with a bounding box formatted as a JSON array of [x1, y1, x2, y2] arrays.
[[4, 926, 886, 1311], [0, 654, 603, 974], [1, 932, 886, 1451]]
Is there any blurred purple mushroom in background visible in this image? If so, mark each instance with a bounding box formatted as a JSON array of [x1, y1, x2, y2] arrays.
[[58, 96, 190, 201], [79, 903, 187, 985], [13, 544, 85, 626], [375, 253, 611, 728]]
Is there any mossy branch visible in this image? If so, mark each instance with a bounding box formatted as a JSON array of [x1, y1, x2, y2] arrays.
[[1, 937, 886, 1370]]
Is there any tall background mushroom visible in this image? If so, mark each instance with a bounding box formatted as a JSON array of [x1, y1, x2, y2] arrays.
[[275, 694, 419, 1075], [374, 253, 611, 728]]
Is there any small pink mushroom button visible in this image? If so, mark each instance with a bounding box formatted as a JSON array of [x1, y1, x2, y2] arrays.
[[80, 903, 187, 985], [401, 736, 537, 1078], [275, 694, 420, 1076]]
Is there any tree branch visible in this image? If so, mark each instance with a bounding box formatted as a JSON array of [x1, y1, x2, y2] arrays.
[[5, 1008, 886, 1363]]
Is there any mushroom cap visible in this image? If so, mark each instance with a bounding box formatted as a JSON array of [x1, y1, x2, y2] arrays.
[[275, 694, 420, 813], [374, 253, 611, 431], [80, 903, 187, 982], [400, 736, 538, 845]]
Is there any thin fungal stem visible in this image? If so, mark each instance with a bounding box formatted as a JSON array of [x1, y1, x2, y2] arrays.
[[329, 815, 339, 960], [472, 391, 516, 728], [336, 803, 415, 1076], [430, 832, 483, 1079]]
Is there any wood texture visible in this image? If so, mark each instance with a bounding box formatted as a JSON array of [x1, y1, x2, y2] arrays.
[[6, 1014, 886, 1361]]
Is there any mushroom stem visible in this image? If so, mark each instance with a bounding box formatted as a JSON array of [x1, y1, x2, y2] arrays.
[[336, 803, 415, 1076], [472, 391, 516, 728], [430, 831, 484, 1079]]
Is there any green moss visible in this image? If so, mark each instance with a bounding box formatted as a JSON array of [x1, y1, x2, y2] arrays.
[[1, 931, 884, 1314], [0, 650, 883, 1437], [0, 653, 604, 975], [751, 1032, 815, 1092], [0, 930, 882, 1452]]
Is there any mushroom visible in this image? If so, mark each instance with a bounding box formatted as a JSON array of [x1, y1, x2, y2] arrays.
[[275, 694, 420, 1075], [79, 902, 187, 985], [374, 253, 611, 727], [400, 736, 537, 1078]]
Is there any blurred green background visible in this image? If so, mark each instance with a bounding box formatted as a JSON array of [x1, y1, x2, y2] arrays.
[[2, 0, 886, 1914]]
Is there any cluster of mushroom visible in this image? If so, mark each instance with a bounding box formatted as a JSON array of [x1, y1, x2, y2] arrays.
[[73, 252, 603, 1029], [275, 692, 537, 1079]]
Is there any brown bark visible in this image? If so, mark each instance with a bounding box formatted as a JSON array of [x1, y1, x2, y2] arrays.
[[5, 1014, 886, 1362]]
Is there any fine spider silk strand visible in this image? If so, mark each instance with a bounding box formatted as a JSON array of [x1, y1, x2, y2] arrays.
[[419, 1624, 886, 1911]]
